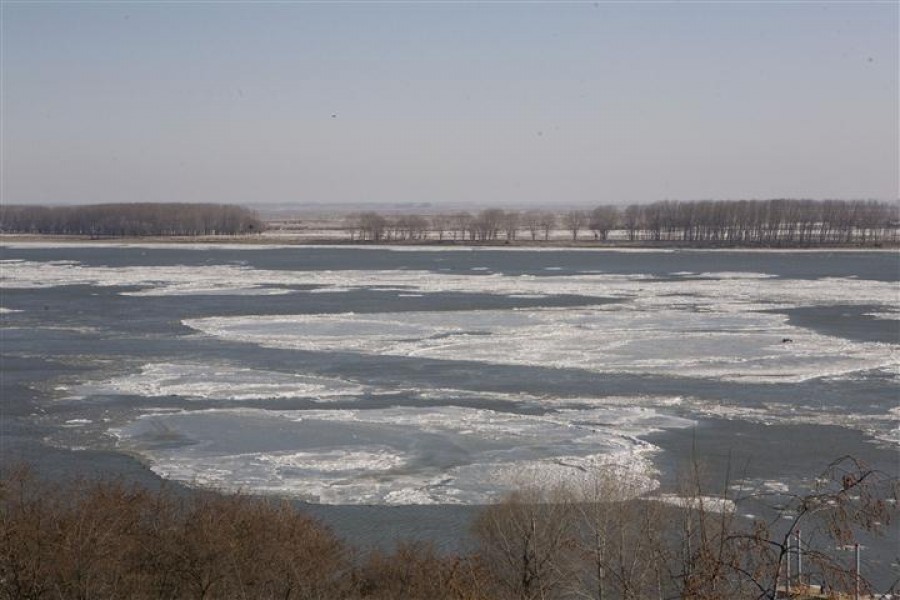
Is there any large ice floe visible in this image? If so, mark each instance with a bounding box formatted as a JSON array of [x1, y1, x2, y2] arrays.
[[81, 360, 693, 503], [183, 307, 895, 383], [111, 403, 690, 504]]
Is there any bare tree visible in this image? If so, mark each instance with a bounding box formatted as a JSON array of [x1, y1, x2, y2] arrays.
[[450, 211, 474, 241], [621, 205, 642, 241], [538, 212, 556, 241], [654, 455, 899, 600], [588, 206, 620, 241], [344, 213, 361, 240], [474, 485, 579, 600], [357, 212, 387, 241], [502, 210, 521, 241], [473, 209, 505, 241], [562, 210, 588, 241], [431, 214, 452, 241], [570, 465, 666, 600], [522, 211, 543, 241]]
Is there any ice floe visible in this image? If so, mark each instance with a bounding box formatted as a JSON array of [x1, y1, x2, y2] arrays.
[[183, 307, 896, 383], [111, 403, 691, 504], [2, 259, 899, 314], [72, 362, 367, 402], [653, 494, 736, 513], [6, 249, 897, 506]]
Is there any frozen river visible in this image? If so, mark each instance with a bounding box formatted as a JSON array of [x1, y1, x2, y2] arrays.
[[1, 243, 897, 576]]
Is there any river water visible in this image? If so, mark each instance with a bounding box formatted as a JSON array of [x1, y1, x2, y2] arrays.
[[1, 243, 897, 583]]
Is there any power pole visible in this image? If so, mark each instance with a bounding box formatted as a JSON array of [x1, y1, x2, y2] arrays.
[[786, 536, 791, 595]]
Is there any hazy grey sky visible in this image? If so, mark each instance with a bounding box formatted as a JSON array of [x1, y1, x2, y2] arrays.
[[2, 1, 897, 207]]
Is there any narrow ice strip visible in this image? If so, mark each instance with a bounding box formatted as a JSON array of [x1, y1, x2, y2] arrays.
[[283, 404, 694, 437], [863, 310, 900, 320], [653, 494, 736, 513], [72, 362, 368, 402], [415, 388, 686, 409], [687, 272, 778, 279], [0, 260, 268, 292], [127, 285, 295, 297], [687, 397, 900, 448]]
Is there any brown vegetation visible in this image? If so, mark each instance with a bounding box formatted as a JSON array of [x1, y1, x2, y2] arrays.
[[0, 468, 486, 600], [1, 456, 896, 599], [473, 457, 897, 600]]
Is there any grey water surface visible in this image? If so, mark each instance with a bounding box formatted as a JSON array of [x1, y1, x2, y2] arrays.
[[1, 245, 897, 586]]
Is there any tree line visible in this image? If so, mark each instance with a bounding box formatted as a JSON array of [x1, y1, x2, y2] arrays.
[[345, 199, 898, 245], [616, 199, 897, 244], [346, 209, 555, 242], [2, 457, 895, 599], [3, 200, 894, 244], [0, 203, 263, 237]]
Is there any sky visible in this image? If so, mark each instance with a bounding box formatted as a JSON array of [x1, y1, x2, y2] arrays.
[[1, 1, 897, 208]]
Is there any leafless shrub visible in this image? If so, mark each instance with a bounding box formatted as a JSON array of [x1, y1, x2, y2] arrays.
[[471, 456, 897, 600], [0, 468, 350, 600], [354, 541, 486, 599], [2, 457, 894, 600]]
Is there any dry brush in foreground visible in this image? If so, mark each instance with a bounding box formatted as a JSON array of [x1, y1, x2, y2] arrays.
[[1, 456, 895, 600]]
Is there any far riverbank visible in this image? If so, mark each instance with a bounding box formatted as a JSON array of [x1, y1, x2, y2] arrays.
[[2, 232, 898, 251]]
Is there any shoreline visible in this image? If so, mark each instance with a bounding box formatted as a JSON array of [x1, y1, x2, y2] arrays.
[[2, 233, 898, 251]]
